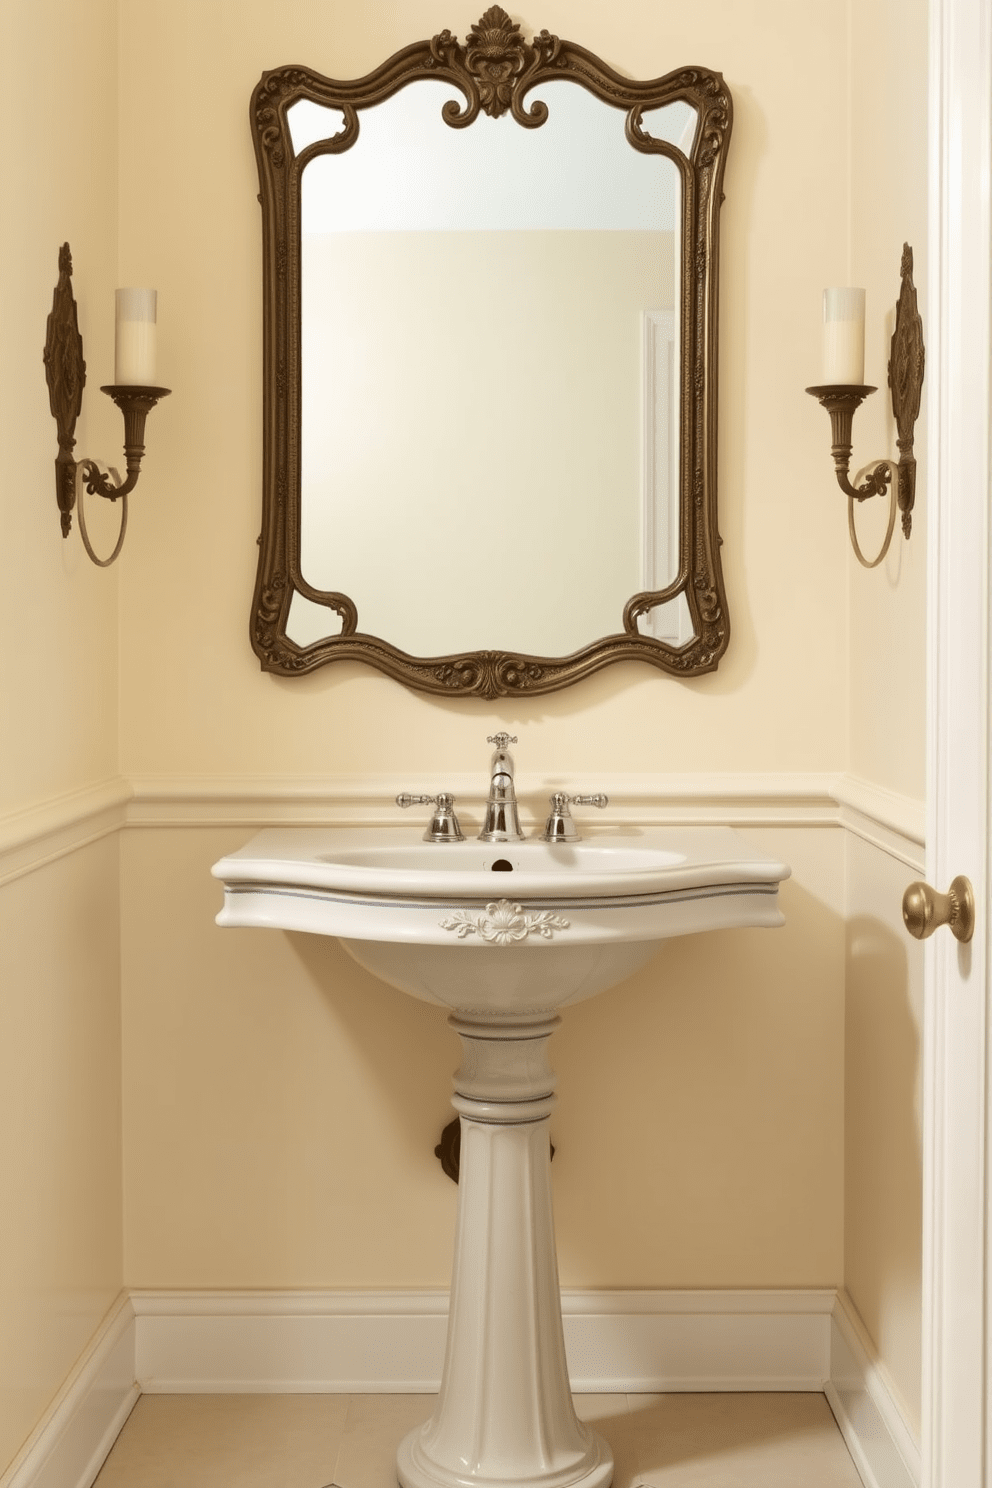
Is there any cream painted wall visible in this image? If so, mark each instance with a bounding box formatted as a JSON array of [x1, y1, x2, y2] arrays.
[[843, 0, 928, 1434], [848, 0, 929, 800], [0, 0, 125, 1473], [0, 0, 122, 812], [0, 842, 123, 1474], [845, 836, 924, 1434]]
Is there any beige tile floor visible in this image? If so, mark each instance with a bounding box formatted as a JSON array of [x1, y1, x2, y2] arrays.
[[93, 1392, 865, 1487]]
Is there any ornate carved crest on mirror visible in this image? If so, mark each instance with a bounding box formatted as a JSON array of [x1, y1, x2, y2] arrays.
[[250, 8, 732, 697]]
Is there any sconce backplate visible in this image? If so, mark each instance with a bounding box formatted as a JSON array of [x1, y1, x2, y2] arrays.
[[888, 243, 926, 537], [43, 243, 86, 537]]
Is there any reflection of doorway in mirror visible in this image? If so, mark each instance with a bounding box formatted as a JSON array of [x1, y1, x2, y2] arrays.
[[641, 310, 692, 645]]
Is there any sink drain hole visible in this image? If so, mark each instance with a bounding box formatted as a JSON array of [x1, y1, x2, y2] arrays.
[[491, 858, 514, 872]]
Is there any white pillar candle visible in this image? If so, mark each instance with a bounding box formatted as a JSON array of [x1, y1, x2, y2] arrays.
[[823, 287, 866, 384], [115, 288, 157, 385]]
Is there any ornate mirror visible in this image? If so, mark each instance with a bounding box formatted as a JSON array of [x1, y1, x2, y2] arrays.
[[250, 9, 732, 697]]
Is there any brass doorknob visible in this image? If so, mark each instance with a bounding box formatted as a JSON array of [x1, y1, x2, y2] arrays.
[[902, 875, 975, 943]]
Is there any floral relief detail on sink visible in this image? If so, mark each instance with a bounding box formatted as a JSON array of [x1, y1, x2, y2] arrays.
[[439, 898, 570, 943]]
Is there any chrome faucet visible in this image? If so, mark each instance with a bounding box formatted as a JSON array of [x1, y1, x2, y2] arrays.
[[478, 733, 525, 843]]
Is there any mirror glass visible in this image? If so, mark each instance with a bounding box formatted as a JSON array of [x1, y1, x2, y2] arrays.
[[288, 82, 693, 655], [249, 13, 732, 695]]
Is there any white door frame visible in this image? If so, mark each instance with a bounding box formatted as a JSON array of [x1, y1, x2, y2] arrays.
[[924, 0, 991, 1483]]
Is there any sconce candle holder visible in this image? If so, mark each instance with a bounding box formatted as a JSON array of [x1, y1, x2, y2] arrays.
[[806, 244, 925, 566], [43, 244, 169, 565]]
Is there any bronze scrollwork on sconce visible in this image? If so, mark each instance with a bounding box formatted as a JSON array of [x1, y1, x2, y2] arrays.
[[888, 243, 925, 537], [43, 243, 86, 539]]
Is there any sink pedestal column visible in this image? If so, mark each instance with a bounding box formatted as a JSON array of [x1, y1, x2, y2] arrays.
[[398, 1010, 613, 1488]]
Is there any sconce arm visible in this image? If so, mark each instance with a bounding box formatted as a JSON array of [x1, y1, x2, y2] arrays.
[[805, 384, 893, 499], [838, 460, 892, 503], [79, 385, 171, 501], [72, 387, 171, 566], [80, 460, 138, 502], [806, 384, 900, 567]]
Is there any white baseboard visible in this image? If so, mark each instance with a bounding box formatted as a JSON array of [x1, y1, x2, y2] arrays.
[[130, 1287, 836, 1394], [2, 1289, 921, 1488], [826, 1291, 921, 1488], [0, 1294, 138, 1488], [563, 1287, 834, 1392]]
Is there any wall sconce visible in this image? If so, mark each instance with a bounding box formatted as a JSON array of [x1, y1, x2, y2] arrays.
[[43, 243, 170, 566], [806, 243, 925, 568]]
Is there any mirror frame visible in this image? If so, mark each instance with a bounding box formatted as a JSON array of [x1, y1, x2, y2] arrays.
[[250, 8, 732, 697]]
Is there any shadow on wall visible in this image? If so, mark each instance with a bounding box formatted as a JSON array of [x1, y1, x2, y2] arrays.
[[287, 929, 456, 1178], [551, 871, 848, 1289]]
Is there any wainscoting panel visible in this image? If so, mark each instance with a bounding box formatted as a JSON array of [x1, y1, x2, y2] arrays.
[[0, 774, 924, 1488]]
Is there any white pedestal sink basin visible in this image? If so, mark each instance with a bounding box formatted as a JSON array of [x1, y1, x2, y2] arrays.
[[213, 825, 789, 1488]]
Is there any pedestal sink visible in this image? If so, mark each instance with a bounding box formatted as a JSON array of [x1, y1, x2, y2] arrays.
[[212, 824, 789, 1488]]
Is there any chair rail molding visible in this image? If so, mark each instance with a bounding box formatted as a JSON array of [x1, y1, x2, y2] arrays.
[[122, 770, 923, 849], [0, 778, 130, 889], [0, 771, 924, 888]]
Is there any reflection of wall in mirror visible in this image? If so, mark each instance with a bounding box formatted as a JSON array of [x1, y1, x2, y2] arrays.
[[641, 308, 692, 646], [295, 229, 676, 657], [291, 83, 688, 235]]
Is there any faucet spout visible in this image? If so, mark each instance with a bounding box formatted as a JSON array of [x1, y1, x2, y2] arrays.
[[479, 733, 525, 843]]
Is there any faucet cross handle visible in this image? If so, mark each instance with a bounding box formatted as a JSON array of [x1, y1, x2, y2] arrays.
[[397, 792, 465, 843], [540, 791, 609, 844], [487, 733, 518, 750]]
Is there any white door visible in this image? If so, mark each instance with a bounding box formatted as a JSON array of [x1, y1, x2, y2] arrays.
[[923, 0, 991, 1483]]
